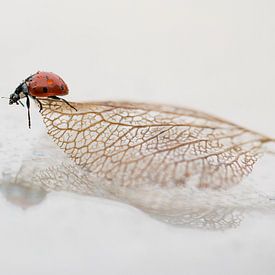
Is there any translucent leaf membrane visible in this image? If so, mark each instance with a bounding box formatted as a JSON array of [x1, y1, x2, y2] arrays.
[[26, 99, 275, 229], [39, 99, 271, 189]]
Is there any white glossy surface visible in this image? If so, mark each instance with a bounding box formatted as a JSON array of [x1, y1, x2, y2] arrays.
[[0, 0, 275, 274]]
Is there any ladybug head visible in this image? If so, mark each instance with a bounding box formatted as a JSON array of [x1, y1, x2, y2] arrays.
[[9, 92, 20, 105], [9, 82, 29, 105], [9, 81, 32, 128]]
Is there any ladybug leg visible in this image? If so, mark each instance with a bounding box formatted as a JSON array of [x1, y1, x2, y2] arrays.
[[34, 97, 43, 112], [18, 100, 25, 107], [49, 96, 77, 111], [26, 95, 31, 129]]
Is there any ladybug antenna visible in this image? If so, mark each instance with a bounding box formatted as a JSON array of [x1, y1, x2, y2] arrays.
[[26, 95, 31, 129], [2, 96, 24, 107]]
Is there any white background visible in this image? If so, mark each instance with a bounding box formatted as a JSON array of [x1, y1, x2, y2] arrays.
[[0, 0, 275, 274]]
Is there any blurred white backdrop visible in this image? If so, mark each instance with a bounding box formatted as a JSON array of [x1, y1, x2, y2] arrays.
[[0, 0, 275, 274]]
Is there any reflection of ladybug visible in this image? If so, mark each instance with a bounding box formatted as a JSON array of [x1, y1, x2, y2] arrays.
[[9, 71, 76, 128]]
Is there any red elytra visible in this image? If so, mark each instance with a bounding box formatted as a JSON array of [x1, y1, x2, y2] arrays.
[[27, 71, 69, 97]]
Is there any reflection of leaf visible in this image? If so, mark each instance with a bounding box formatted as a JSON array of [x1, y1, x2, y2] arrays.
[[39, 99, 272, 190]]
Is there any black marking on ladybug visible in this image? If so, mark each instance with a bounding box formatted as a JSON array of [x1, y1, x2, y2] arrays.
[[61, 85, 64, 90], [43, 87, 48, 93]]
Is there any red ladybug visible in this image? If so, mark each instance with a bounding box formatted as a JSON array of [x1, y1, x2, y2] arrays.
[[9, 71, 76, 128]]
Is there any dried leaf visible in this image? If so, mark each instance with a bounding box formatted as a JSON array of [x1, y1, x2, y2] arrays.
[[34, 99, 275, 229], [39, 99, 272, 189]]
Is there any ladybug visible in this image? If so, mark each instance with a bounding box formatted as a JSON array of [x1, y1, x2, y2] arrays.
[[9, 71, 76, 128]]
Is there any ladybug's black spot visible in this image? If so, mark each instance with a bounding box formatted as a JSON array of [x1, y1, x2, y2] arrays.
[[61, 85, 64, 90], [43, 87, 48, 93]]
